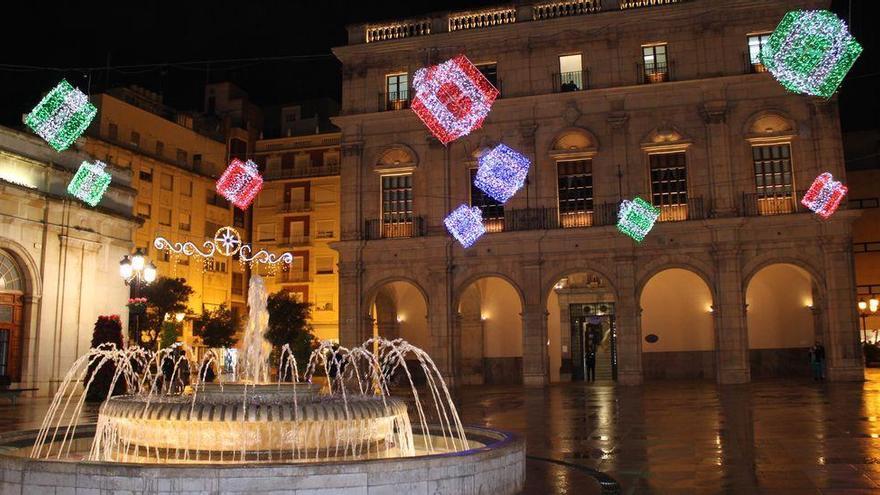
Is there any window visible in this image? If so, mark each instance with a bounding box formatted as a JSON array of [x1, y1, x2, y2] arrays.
[[160, 250, 171, 262], [232, 273, 244, 296], [259, 189, 280, 207], [315, 220, 335, 239], [557, 159, 593, 228], [315, 292, 334, 312], [558, 54, 584, 91], [295, 153, 311, 168], [176, 149, 188, 165], [753, 144, 795, 215], [155, 140, 164, 157], [107, 122, 118, 140], [160, 173, 173, 191], [193, 154, 202, 168], [476, 63, 498, 90], [289, 257, 306, 281], [179, 212, 191, 231], [649, 152, 688, 221], [748, 33, 771, 73], [386, 73, 409, 111], [470, 169, 504, 232], [642, 44, 668, 83], [206, 260, 227, 273], [316, 256, 334, 274], [230, 139, 247, 161], [178, 256, 189, 266], [281, 154, 295, 170], [181, 180, 192, 197], [234, 208, 245, 228], [130, 131, 140, 147], [139, 168, 153, 183], [207, 190, 227, 208], [287, 220, 307, 244], [158, 207, 172, 226], [205, 221, 224, 237], [257, 224, 276, 242], [381, 174, 413, 237], [323, 151, 340, 167], [137, 203, 151, 219]]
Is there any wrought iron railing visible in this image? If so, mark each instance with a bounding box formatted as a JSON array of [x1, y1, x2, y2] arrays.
[[379, 91, 410, 112], [264, 164, 340, 180], [554, 69, 590, 92], [740, 191, 810, 217], [654, 197, 707, 222], [533, 0, 602, 20], [364, 217, 427, 240], [639, 61, 671, 84]]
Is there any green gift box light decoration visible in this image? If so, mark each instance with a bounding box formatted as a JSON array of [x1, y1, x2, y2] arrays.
[[67, 161, 111, 207], [760, 10, 862, 98], [617, 197, 660, 243], [24, 79, 97, 152]]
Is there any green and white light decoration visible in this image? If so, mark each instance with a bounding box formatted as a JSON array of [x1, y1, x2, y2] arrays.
[[67, 161, 112, 207], [760, 10, 862, 98], [24, 80, 97, 152], [617, 197, 660, 243]]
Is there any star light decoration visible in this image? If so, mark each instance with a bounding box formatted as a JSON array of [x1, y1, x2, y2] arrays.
[[411, 54, 499, 145], [154, 226, 295, 273], [67, 160, 111, 207], [444, 205, 486, 248], [216, 158, 264, 210], [25, 80, 97, 152], [801, 172, 847, 219], [760, 10, 862, 98], [474, 144, 530, 203], [616, 197, 661, 243]]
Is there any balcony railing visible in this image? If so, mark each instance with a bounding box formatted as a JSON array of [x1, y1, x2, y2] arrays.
[[655, 197, 706, 222], [379, 91, 410, 112], [533, 0, 602, 20], [280, 235, 311, 247], [639, 61, 671, 84], [448, 7, 516, 31], [264, 163, 340, 180], [740, 191, 809, 217], [279, 201, 312, 214], [366, 20, 431, 43], [743, 53, 769, 74], [620, 0, 681, 9], [364, 217, 427, 240], [279, 271, 311, 283], [553, 69, 590, 92]]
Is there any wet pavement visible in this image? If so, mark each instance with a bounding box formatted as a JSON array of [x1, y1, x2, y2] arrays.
[[3, 371, 880, 494]]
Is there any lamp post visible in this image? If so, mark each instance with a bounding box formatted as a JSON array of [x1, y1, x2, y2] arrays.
[[858, 297, 879, 344], [120, 248, 157, 346]]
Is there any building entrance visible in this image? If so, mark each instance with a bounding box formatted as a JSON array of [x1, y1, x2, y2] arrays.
[[570, 303, 616, 381]]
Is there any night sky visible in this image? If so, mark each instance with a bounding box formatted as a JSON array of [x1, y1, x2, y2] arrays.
[[2, 1, 877, 132]]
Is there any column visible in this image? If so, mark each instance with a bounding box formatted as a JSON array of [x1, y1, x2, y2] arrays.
[[427, 266, 454, 384], [606, 110, 630, 200], [822, 237, 864, 381], [521, 260, 548, 386], [337, 260, 363, 348], [714, 245, 750, 384], [615, 255, 642, 385], [701, 100, 736, 216]]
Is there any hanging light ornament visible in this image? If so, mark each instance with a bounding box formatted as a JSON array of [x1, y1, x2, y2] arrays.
[[474, 144, 531, 204], [444, 204, 486, 248], [801, 172, 847, 219], [617, 197, 660, 243], [411, 54, 499, 145], [67, 160, 112, 207], [154, 227, 294, 272], [760, 10, 862, 98], [216, 158, 264, 210], [24, 80, 97, 152]]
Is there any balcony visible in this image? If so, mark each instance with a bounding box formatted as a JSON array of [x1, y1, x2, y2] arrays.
[[264, 163, 340, 180], [364, 217, 427, 240], [743, 53, 769, 74], [279, 235, 312, 247], [740, 192, 807, 217], [533, 0, 602, 20], [379, 91, 410, 112], [366, 19, 431, 43], [278, 270, 311, 283], [639, 61, 671, 84], [278, 201, 312, 214], [553, 69, 590, 92], [655, 197, 706, 222], [620, 0, 682, 8], [448, 7, 516, 32]]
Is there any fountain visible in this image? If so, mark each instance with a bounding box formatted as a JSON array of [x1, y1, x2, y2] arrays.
[[0, 276, 524, 494]]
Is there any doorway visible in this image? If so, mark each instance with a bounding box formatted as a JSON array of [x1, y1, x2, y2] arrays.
[[570, 303, 616, 381]]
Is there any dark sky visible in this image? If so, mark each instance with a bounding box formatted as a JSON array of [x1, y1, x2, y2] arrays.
[[2, 0, 877, 131]]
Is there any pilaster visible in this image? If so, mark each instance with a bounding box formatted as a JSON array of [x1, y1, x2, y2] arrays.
[[714, 246, 750, 384], [822, 236, 864, 381], [521, 260, 548, 385], [615, 255, 642, 385], [700, 100, 736, 216]]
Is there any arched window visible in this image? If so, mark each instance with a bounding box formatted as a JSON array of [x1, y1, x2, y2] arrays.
[[0, 250, 25, 380], [0, 252, 23, 292]]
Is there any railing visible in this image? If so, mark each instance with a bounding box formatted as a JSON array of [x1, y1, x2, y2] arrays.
[[620, 0, 681, 9], [364, 217, 427, 240], [850, 197, 880, 209], [280, 235, 311, 247], [279, 271, 311, 283], [448, 7, 516, 31], [279, 201, 312, 214], [655, 197, 706, 222], [553, 69, 590, 92], [264, 163, 340, 180], [366, 20, 431, 43], [854, 242, 880, 254], [533, 0, 602, 20], [740, 191, 808, 217], [499, 203, 619, 232], [743, 52, 769, 74], [379, 91, 410, 112], [639, 61, 671, 83]]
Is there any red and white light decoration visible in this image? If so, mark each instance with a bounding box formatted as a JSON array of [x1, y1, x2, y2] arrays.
[[801, 172, 847, 219], [411, 54, 499, 145], [216, 158, 263, 210]]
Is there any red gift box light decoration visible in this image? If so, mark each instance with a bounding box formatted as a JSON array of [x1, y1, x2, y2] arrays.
[[411, 54, 499, 145], [801, 172, 847, 219], [216, 158, 264, 210]]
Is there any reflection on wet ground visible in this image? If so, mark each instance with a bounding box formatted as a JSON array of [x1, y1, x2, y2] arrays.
[[4, 371, 880, 494]]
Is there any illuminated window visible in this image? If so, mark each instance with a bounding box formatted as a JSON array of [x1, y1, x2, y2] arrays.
[[558, 54, 583, 91], [136, 203, 151, 219], [748, 33, 772, 72], [385, 73, 409, 111], [649, 152, 688, 221], [381, 174, 413, 237], [642, 44, 668, 83], [470, 168, 504, 232], [557, 159, 593, 227], [179, 212, 191, 231]]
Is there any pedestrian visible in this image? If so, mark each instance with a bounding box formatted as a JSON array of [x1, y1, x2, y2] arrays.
[[809, 341, 826, 380], [586, 344, 597, 383]]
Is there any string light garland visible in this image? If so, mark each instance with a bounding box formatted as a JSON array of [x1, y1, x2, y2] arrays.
[[24, 79, 97, 152], [411, 54, 499, 145], [216, 158, 264, 210], [760, 10, 862, 98], [153, 227, 294, 271], [67, 160, 111, 207], [474, 144, 530, 204], [617, 197, 660, 243], [444, 204, 486, 248], [801, 172, 847, 219]]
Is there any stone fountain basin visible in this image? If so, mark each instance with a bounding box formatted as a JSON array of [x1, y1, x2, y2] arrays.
[[0, 425, 525, 494]]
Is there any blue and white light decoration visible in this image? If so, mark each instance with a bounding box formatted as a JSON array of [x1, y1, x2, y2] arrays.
[[444, 204, 486, 248], [474, 144, 530, 204]]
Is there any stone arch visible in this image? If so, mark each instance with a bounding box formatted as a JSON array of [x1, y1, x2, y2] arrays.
[[741, 254, 824, 295], [364, 276, 430, 310], [548, 127, 600, 156], [0, 238, 42, 297], [454, 271, 526, 311], [635, 256, 717, 303], [373, 144, 419, 171], [640, 122, 692, 149], [743, 109, 798, 140], [542, 264, 619, 305], [365, 277, 430, 352]]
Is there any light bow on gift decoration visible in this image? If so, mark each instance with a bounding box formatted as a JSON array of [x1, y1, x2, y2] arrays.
[[760, 10, 862, 98], [67, 160, 112, 207], [25, 80, 97, 152], [411, 54, 499, 145], [801, 172, 847, 219], [617, 197, 661, 243], [474, 144, 530, 204], [216, 158, 264, 210], [444, 204, 486, 248]]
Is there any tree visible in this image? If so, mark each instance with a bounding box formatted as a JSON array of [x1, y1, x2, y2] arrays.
[[84, 315, 127, 402], [159, 321, 180, 350], [265, 291, 317, 379], [194, 304, 240, 348], [140, 277, 194, 344]]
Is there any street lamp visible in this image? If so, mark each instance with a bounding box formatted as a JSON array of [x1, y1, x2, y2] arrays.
[[120, 249, 157, 346], [858, 297, 879, 344]]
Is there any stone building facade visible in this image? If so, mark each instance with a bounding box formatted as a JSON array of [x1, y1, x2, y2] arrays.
[[331, 0, 862, 385]]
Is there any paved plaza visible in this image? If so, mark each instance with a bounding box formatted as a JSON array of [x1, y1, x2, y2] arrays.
[[4, 371, 880, 494]]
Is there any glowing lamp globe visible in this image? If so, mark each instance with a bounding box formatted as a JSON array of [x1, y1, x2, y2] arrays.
[[25, 80, 97, 152]]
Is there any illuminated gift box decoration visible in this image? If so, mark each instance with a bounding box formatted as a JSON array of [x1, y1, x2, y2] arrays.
[[617, 197, 660, 243], [67, 160, 111, 207], [801, 172, 847, 219], [474, 144, 531, 204], [444, 204, 486, 248], [25, 80, 97, 152], [760, 10, 862, 98], [216, 158, 264, 210], [411, 54, 499, 145]]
